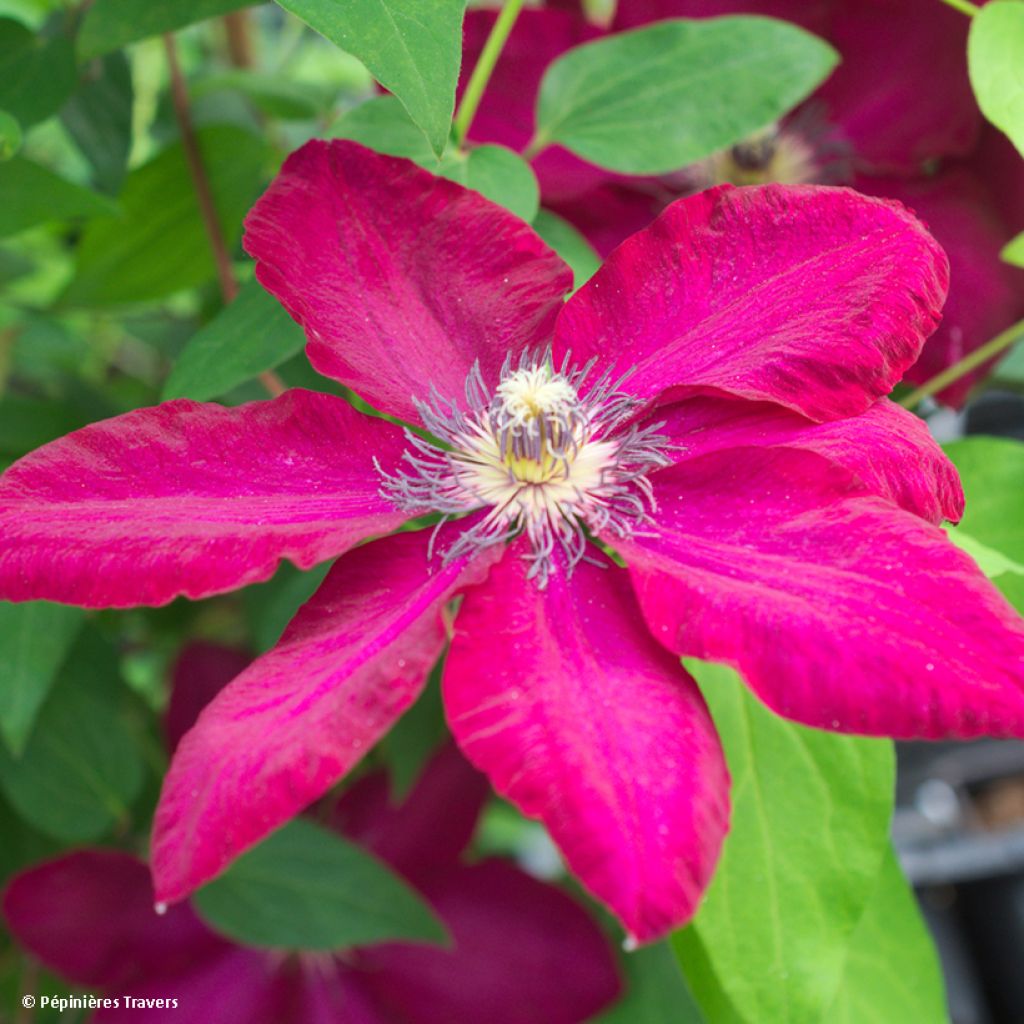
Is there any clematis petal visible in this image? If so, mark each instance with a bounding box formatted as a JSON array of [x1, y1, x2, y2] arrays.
[[164, 643, 251, 754], [443, 542, 729, 943], [554, 184, 947, 422], [819, 0, 979, 173], [620, 448, 1024, 739], [357, 860, 621, 1024], [859, 170, 1024, 408], [244, 140, 573, 426], [656, 395, 964, 524], [151, 526, 501, 905], [611, 0, 833, 33], [2, 850, 223, 989], [0, 390, 409, 608], [330, 745, 491, 884]]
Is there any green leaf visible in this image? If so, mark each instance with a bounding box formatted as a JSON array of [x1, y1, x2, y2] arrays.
[[1003, 230, 1024, 268], [381, 658, 447, 798], [330, 94, 437, 162], [532, 208, 600, 291], [0, 629, 143, 841], [437, 144, 539, 221], [0, 157, 118, 238], [674, 661, 894, 1024], [0, 601, 84, 755], [968, 0, 1024, 158], [62, 125, 268, 307], [163, 277, 305, 400], [534, 17, 838, 175], [593, 941, 706, 1024], [61, 51, 133, 195], [943, 436, 1024, 563], [78, 0, 256, 60], [824, 847, 948, 1023], [194, 817, 448, 949], [0, 19, 76, 127], [242, 560, 331, 653], [0, 109, 20, 159], [192, 70, 328, 121], [275, 0, 466, 157], [943, 525, 1024, 580]]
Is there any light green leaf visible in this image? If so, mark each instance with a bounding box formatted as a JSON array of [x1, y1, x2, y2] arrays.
[[534, 17, 838, 175], [78, 0, 256, 60], [192, 70, 329, 121], [0, 157, 118, 237], [62, 125, 268, 307], [275, 0, 466, 157], [330, 94, 437, 162], [532, 209, 600, 291], [825, 847, 948, 1023], [674, 661, 894, 1024], [0, 629, 143, 841], [968, 0, 1024, 158], [943, 436, 1024, 564], [1003, 230, 1024, 268], [0, 19, 76, 127], [943, 525, 1024, 579], [594, 941, 706, 1024], [61, 51, 133, 195], [0, 601, 84, 755], [163, 277, 305, 400], [194, 817, 448, 949], [438, 144, 540, 221]]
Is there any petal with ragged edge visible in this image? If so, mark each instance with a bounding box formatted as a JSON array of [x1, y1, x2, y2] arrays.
[[554, 184, 948, 422], [151, 526, 501, 905], [620, 448, 1024, 738], [0, 390, 408, 608], [357, 860, 620, 1024], [443, 543, 729, 943], [2, 851, 223, 989], [244, 140, 573, 426], [655, 395, 964, 524]]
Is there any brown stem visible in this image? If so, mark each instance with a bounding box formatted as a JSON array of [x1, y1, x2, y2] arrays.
[[163, 33, 286, 398], [224, 10, 255, 68]]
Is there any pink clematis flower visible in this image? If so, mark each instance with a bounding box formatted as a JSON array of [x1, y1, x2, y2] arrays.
[[462, 0, 1024, 404], [3, 761, 620, 1024], [2, 141, 1024, 942], [2, 645, 620, 1024]]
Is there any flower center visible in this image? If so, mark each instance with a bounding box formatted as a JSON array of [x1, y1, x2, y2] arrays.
[[380, 353, 671, 586], [710, 124, 820, 187]]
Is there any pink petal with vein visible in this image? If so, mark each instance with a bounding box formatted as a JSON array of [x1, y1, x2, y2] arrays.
[[151, 526, 500, 905], [554, 184, 947, 421], [444, 543, 729, 943], [656, 395, 964, 524], [621, 448, 1024, 738], [0, 390, 407, 608], [244, 140, 573, 425]]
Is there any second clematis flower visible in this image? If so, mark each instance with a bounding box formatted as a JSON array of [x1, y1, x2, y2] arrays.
[[2, 140, 1024, 943]]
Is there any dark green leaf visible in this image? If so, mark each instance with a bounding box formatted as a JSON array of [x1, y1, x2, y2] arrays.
[[594, 941, 706, 1024], [381, 658, 447, 798], [0, 19, 76, 127], [944, 437, 1024, 563], [0, 601, 84, 755], [242, 559, 331, 652], [674, 661, 894, 1023], [825, 847, 948, 1023], [163, 277, 305, 400], [78, 0, 256, 60], [535, 17, 838, 174], [0, 629, 143, 841], [0, 157, 118, 238], [61, 52, 133, 195], [275, 0, 466, 157], [194, 817, 448, 949], [193, 70, 328, 120], [62, 125, 268, 307], [0, 109, 20, 159], [532, 209, 600, 291], [968, 0, 1024, 158]]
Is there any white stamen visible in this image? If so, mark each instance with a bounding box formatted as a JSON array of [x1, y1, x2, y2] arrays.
[[379, 350, 671, 587]]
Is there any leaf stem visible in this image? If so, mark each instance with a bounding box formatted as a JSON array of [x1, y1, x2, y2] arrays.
[[162, 33, 286, 399], [938, 0, 979, 15], [452, 0, 525, 149], [900, 316, 1024, 409]]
